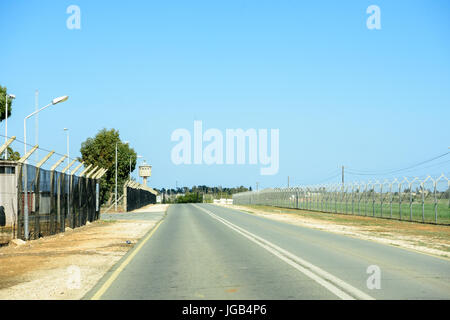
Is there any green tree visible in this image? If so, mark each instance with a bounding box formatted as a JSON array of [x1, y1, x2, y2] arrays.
[[0, 85, 14, 123], [0, 85, 21, 160], [80, 128, 137, 205], [0, 147, 21, 161], [176, 193, 203, 203]]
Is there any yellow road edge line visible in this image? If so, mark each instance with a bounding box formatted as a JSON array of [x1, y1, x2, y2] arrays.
[[91, 219, 164, 300]]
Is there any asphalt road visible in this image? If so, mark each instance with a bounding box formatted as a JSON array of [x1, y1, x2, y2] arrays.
[[86, 203, 450, 300]]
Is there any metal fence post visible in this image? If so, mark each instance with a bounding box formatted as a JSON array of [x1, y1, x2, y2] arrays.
[[380, 183, 383, 218], [434, 179, 437, 224], [33, 166, 40, 239], [389, 182, 393, 218], [399, 181, 402, 220], [409, 181, 413, 221], [421, 182, 425, 223], [372, 182, 375, 217]]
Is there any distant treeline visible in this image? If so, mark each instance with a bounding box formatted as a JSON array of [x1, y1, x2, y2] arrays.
[[174, 193, 203, 203], [155, 185, 251, 196], [155, 185, 252, 204]]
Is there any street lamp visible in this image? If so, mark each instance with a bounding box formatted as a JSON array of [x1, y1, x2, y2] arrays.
[[22, 95, 69, 240], [4, 93, 15, 160], [24, 95, 69, 156]]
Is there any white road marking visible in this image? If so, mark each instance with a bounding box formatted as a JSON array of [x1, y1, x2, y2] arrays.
[[192, 204, 375, 300]]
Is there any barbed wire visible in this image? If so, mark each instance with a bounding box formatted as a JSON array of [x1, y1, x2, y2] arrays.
[[0, 133, 81, 164]]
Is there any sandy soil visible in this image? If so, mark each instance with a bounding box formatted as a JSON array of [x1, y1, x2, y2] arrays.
[[216, 204, 450, 260], [0, 204, 168, 300]]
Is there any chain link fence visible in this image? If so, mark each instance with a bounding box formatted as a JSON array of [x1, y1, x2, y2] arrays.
[[1, 162, 100, 243], [125, 187, 156, 212], [233, 175, 450, 225], [124, 181, 157, 212]]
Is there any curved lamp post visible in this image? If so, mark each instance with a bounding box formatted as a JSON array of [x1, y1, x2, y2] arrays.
[[22, 95, 68, 240]]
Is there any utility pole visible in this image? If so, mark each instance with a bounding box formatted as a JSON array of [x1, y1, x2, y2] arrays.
[[115, 142, 118, 211], [256, 182, 259, 192], [342, 165, 345, 186], [287, 176, 290, 188], [64, 128, 70, 219]]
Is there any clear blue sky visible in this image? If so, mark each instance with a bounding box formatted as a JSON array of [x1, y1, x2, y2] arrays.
[[1, 0, 449, 189]]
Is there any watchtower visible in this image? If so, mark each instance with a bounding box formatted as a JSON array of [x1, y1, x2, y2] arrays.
[[139, 161, 152, 186]]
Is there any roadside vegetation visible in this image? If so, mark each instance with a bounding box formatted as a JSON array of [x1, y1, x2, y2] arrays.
[[80, 128, 137, 206], [172, 193, 204, 203]]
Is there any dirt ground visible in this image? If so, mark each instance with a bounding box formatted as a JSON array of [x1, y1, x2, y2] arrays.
[[0, 204, 168, 300], [216, 204, 450, 260]]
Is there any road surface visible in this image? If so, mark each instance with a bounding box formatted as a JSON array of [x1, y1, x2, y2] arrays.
[[86, 203, 450, 300]]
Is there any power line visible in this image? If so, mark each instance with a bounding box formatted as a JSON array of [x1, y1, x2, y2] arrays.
[[347, 151, 450, 176], [288, 168, 341, 186], [315, 172, 341, 184], [349, 159, 450, 177], [306, 169, 342, 185]]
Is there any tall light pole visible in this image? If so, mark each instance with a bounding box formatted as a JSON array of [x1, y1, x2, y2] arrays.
[[64, 128, 70, 172], [4, 93, 15, 160], [35, 90, 39, 163], [23, 95, 68, 240], [123, 141, 130, 180], [123, 142, 139, 182], [64, 128, 70, 219], [24, 96, 69, 156]]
